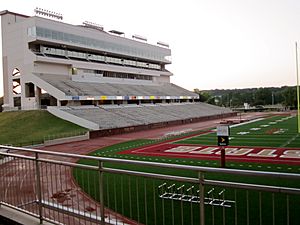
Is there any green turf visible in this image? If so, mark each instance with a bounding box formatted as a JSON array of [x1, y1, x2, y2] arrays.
[[176, 115, 300, 148], [0, 110, 87, 146], [73, 115, 300, 225]]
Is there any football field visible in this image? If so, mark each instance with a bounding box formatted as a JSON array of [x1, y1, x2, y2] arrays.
[[176, 115, 299, 148], [74, 114, 300, 225], [119, 115, 300, 165]]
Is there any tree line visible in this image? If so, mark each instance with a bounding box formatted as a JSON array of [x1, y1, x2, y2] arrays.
[[194, 86, 297, 108]]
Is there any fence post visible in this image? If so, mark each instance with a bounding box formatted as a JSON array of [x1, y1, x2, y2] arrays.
[[199, 172, 205, 225], [98, 161, 105, 225], [35, 152, 43, 224]]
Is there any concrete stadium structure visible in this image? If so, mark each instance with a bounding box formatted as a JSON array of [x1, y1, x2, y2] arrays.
[[0, 10, 233, 130]]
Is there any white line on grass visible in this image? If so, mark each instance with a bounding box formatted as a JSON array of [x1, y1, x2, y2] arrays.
[[250, 128, 261, 131], [230, 118, 265, 128], [280, 133, 299, 147], [260, 125, 269, 127]]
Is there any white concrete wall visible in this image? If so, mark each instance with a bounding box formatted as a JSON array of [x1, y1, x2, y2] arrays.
[[44, 132, 89, 146], [22, 97, 36, 110], [153, 75, 170, 83], [1, 13, 37, 109], [72, 74, 157, 86], [33, 62, 70, 75], [47, 106, 99, 130], [27, 73, 66, 100]]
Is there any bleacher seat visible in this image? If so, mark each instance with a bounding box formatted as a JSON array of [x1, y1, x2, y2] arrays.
[[61, 103, 231, 130]]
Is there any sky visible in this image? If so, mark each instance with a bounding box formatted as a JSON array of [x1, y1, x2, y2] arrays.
[[1, 0, 300, 96]]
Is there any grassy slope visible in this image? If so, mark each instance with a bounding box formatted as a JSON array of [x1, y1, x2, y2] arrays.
[[0, 110, 87, 146]]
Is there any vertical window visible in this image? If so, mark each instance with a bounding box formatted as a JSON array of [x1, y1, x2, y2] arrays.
[[25, 83, 35, 97], [72, 68, 78, 75]]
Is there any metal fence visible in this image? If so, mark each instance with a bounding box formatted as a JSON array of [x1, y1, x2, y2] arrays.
[[0, 145, 300, 225]]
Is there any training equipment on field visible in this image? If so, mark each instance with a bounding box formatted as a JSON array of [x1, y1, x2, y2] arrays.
[[158, 183, 235, 208]]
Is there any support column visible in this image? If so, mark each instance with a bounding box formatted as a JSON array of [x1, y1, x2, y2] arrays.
[[35, 86, 41, 109]]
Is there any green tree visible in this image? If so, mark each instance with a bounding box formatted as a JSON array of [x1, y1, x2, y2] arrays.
[[194, 89, 212, 103], [240, 91, 254, 106], [282, 87, 297, 108], [254, 88, 272, 105]]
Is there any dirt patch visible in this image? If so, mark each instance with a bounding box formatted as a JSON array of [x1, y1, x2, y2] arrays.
[[51, 189, 75, 204], [265, 128, 279, 135]]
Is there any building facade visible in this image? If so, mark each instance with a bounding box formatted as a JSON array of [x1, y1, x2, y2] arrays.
[[0, 10, 198, 111]]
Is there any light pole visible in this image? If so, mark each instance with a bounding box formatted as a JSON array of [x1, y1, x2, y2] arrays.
[[295, 42, 300, 133]]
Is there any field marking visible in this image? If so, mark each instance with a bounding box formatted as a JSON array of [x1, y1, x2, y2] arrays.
[[237, 132, 250, 135], [121, 144, 300, 165], [280, 133, 299, 147], [260, 125, 269, 127], [229, 118, 264, 128], [172, 130, 213, 143], [118, 115, 300, 166]]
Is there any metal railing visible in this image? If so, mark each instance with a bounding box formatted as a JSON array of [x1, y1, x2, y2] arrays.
[[43, 130, 88, 142], [1, 130, 88, 148], [0, 145, 300, 225]]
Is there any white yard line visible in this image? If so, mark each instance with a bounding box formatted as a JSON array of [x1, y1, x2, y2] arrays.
[[229, 118, 265, 128], [280, 133, 299, 148]]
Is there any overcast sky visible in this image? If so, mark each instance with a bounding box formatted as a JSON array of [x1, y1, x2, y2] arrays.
[[1, 0, 300, 96]]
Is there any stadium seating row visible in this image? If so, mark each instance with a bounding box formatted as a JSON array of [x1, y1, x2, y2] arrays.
[[35, 73, 197, 97], [61, 103, 231, 129]]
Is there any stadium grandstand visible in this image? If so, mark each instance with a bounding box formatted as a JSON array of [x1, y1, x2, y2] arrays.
[[0, 9, 234, 131]]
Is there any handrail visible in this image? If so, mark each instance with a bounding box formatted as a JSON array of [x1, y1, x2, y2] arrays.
[[1, 145, 300, 225], [1, 145, 300, 180]]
